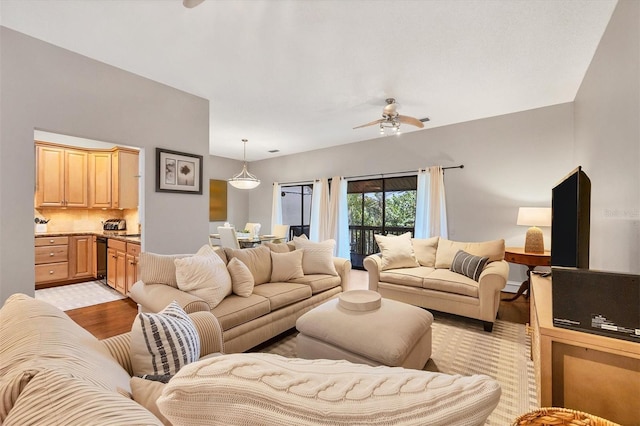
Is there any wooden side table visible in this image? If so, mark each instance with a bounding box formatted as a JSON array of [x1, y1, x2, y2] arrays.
[[503, 247, 550, 301]]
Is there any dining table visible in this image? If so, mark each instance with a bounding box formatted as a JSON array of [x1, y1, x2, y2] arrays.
[[209, 233, 282, 248]]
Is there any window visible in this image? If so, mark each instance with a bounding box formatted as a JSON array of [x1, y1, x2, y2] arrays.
[[347, 176, 417, 268], [281, 184, 313, 239]]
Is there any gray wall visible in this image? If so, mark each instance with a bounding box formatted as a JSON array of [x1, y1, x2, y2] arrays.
[[248, 103, 577, 284], [0, 28, 210, 303], [574, 0, 640, 273]]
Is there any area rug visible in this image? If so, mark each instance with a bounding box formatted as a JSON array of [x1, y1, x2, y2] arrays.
[[35, 281, 126, 311], [257, 312, 538, 425]]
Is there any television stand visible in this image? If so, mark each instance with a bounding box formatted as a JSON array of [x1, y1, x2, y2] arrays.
[[530, 275, 640, 425]]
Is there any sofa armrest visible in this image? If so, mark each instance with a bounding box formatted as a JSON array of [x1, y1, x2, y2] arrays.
[[129, 280, 210, 314], [333, 257, 352, 290], [100, 311, 225, 375], [363, 253, 382, 292], [478, 260, 509, 291]]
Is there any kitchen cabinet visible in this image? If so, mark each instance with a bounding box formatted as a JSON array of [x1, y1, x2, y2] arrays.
[[112, 148, 139, 209], [68, 235, 94, 280], [34, 236, 69, 287], [125, 242, 141, 294], [89, 151, 112, 208], [35, 143, 88, 208]]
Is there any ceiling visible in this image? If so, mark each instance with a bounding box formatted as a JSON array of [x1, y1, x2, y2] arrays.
[[1, 0, 617, 161]]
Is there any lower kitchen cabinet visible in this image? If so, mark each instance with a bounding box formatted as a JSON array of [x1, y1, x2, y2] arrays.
[[69, 235, 94, 280], [107, 238, 140, 296], [35, 236, 69, 287]]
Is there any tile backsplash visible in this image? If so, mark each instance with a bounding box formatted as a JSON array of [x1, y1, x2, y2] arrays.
[[35, 208, 139, 233]]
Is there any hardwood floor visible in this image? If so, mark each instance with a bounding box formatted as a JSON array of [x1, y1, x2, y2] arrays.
[[69, 289, 530, 340]]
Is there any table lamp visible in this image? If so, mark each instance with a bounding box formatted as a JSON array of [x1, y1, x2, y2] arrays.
[[517, 207, 551, 253]]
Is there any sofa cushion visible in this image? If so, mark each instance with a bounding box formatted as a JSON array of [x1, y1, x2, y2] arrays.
[[3, 369, 163, 426], [411, 236, 439, 267], [157, 353, 501, 426], [423, 269, 479, 298], [375, 232, 420, 270], [290, 274, 342, 294], [263, 241, 293, 253], [227, 257, 255, 297], [293, 237, 338, 276], [130, 377, 170, 426], [175, 246, 232, 309], [130, 301, 201, 376], [0, 294, 132, 408], [225, 245, 272, 285], [450, 250, 489, 282], [270, 250, 304, 282], [211, 294, 270, 331], [435, 238, 505, 269], [0, 370, 38, 422], [252, 283, 312, 311], [380, 266, 435, 288], [139, 252, 191, 288]]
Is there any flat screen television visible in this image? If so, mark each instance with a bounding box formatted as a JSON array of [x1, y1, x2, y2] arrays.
[[551, 166, 591, 268]]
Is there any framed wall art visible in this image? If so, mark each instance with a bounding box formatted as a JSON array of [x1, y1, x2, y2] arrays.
[[156, 148, 203, 194], [209, 179, 228, 221]]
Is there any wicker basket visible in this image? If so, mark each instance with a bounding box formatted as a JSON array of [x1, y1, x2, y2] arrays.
[[513, 407, 621, 426]]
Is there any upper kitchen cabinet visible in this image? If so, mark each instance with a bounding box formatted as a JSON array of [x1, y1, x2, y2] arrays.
[[35, 143, 88, 208], [112, 148, 139, 209], [37, 142, 139, 209]]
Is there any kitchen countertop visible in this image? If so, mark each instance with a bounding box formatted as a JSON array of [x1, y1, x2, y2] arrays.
[[35, 231, 141, 244]]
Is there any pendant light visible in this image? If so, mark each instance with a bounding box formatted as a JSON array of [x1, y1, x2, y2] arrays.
[[228, 139, 260, 189]]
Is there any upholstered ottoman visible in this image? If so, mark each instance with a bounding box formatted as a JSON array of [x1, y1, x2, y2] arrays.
[[296, 291, 433, 369]]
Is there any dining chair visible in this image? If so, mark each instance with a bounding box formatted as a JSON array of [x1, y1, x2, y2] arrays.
[[244, 222, 261, 238], [217, 226, 240, 249], [272, 224, 290, 243]]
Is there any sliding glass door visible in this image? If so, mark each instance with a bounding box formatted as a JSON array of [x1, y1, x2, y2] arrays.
[[281, 184, 313, 239]]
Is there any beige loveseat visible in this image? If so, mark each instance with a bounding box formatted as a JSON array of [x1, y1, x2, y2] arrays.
[[130, 242, 351, 353], [0, 294, 502, 425], [364, 235, 509, 332]]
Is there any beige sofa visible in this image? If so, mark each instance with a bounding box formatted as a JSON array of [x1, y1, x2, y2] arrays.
[[364, 236, 509, 332], [0, 294, 502, 426], [130, 243, 351, 353]]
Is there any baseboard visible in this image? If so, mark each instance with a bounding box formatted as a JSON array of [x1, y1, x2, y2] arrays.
[[504, 280, 520, 294]]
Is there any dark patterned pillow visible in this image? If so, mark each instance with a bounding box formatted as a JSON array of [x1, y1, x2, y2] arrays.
[[450, 250, 489, 281]]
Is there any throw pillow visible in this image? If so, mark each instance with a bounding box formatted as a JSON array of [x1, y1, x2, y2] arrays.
[[374, 232, 420, 271], [175, 248, 232, 309], [224, 245, 272, 285], [227, 257, 255, 297], [130, 377, 171, 426], [293, 238, 337, 276], [130, 301, 200, 377], [450, 250, 489, 281], [411, 236, 439, 267], [139, 252, 191, 288], [263, 241, 292, 253], [270, 250, 304, 282]]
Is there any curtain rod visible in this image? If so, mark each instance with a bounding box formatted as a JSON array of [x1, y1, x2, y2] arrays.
[[346, 164, 464, 181], [276, 165, 464, 186]]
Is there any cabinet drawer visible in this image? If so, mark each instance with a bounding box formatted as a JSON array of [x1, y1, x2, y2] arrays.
[[35, 236, 69, 247], [126, 242, 141, 256], [35, 245, 68, 264], [35, 262, 69, 283], [107, 239, 126, 251]]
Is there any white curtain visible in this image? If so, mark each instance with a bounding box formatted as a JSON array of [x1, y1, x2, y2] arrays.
[[329, 176, 350, 258], [414, 166, 448, 239], [310, 178, 330, 241], [270, 182, 282, 233]]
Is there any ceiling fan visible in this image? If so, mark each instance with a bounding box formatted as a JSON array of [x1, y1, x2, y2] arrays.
[[353, 98, 429, 134]]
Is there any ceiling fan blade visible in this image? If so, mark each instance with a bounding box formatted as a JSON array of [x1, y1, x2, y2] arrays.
[[353, 118, 384, 129], [183, 0, 204, 8], [398, 115, 425, 128]]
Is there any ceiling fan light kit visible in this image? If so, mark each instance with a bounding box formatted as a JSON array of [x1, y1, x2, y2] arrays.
[[228, 139, 260, 190]]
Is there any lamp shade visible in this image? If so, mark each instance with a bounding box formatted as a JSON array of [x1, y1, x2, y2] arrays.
[[517, 207, 551, 227]]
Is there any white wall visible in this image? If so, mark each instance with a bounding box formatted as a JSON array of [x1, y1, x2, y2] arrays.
[[248, 103, 576, 283], [0, 28, 210, 303], [574, 0, 640, 273]]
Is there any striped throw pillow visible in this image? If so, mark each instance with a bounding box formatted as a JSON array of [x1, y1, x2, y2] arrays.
[[130, 301, 200, 377], [450, 250, 489, 281]]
